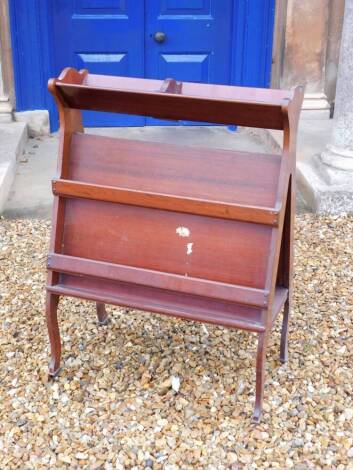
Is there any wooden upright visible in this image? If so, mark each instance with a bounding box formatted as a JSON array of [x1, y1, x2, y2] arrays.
[[47, 68, 303, 422]]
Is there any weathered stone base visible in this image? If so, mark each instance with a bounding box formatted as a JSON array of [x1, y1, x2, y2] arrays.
[[0, 112, 12, 123], [0, 100, 13, 123], [14, 110, 50, 137], [297, 155, 353, 214], [301, 93, 331, 120]]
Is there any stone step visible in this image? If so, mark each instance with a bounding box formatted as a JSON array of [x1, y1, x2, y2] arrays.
[[0, 122, 28, 213]]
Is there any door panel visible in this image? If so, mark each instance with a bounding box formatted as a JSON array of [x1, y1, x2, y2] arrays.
[[145, 0, 232, 125], [159, 54, 210, 82], [10, 1, 276, 130], [159, 0, 209, 13], [52, 0, 145, 126], [76, 0, 126, 12]]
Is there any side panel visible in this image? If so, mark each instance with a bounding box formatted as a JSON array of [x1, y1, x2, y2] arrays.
[[68, 133, 281, 208], [62, 198, 272, 289]]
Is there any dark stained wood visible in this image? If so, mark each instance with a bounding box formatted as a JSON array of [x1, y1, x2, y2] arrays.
[[45, 292, 60, 377], [84, 73, 293, 103], [46, 67, 303, 423], [160, 78, 182, 94], [57, 81, 287, 129], [47, 253, 269, 307], [96, 302, 109, 326], [62, 198, 272, 289], [52, 179, 280, 226], [48, 276, 288, 333], [46, 68, 104, 363], [57, 72, 296, 130], [251, 85, 303, 423], [68, 133, 282, 209]]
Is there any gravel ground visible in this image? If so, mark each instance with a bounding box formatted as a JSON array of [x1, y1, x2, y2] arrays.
[[0, 215, 352, 469]]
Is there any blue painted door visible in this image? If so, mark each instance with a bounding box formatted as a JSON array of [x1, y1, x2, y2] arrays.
[[52, 0, 232, 127], [10, 1, 275, 129], [145, 0, 232, 125], [52, 0, 145, 126]]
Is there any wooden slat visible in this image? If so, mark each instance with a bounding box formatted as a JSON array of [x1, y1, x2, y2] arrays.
[[47, 284, 266, 332], [47, 253, 269, 307], [69, 133, 281, 209], [63, 198, 272, 289], [84, 73, 293, 105], [271, 287, 289, 326], [52, 179, 280, 226], [56, 82, 287, 130]]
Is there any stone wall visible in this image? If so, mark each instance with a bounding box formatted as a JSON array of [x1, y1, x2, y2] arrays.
[[279, 0, 344, 118], [0, 0, 14, 122], [0, 0, 345, 124], [325, 0, 345, 104]]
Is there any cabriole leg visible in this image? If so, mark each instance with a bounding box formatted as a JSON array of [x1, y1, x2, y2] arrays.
[[252, 332, 267, 423], [280, 298, 290, 364], [96, 302, 109, 325], [45, 292, 61, 377]]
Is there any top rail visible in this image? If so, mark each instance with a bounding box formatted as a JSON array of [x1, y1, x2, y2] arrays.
[[49, 68, 303, 130]]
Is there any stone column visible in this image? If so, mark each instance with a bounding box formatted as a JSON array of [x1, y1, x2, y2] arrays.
[[281, 0, 331, 119], [298, 0, 353, 213], [321, 0, 353, 175], [0, 0, 14, 123], [325, 0, 345, 104]]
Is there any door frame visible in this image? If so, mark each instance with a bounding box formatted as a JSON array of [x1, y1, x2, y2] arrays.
[[9, 0, 276, 130], [9, 1, 55, 125]]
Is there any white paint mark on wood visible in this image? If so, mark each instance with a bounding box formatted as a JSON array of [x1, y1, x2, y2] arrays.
[[186, 242, 193, 255], [176, 226, 190, 237]]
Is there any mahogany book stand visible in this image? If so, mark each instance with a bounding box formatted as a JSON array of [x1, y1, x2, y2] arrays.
[[47, 68, 303, 422]]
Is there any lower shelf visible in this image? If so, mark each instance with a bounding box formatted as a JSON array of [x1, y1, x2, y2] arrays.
[[47, 275, 288, 333]]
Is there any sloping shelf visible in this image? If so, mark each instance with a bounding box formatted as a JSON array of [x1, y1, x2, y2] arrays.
[[48, 275, 288, 334], [52, 133, 282, 225], [54, 70, 296, 130]]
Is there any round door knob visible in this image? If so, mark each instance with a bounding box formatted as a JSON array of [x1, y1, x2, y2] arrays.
[[154, 31, 166, 43]]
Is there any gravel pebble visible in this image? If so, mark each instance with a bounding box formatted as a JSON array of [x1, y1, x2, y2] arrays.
[[0, 214, 352, 468]]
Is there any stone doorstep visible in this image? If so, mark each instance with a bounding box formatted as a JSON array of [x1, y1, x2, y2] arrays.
[[0, 122, 28, 213], [14, 110, 49, 137]]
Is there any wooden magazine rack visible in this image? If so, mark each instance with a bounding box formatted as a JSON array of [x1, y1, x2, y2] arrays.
[[47, 68, 303, 422]]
